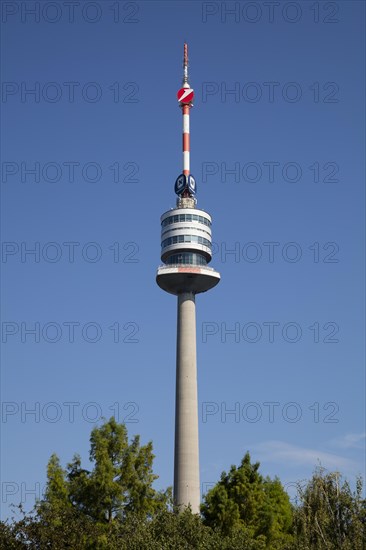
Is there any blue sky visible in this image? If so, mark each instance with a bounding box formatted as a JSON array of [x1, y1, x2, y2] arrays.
[[1, 0, 365, 519]]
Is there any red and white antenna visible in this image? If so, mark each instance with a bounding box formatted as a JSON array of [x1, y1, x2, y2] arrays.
[[177, 43, 194, 177]]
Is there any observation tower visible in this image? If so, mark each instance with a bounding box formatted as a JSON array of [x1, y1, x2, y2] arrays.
[[156, 44, 220, 513]]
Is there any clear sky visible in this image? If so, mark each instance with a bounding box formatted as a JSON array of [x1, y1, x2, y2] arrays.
[[1, 0, 365, 520]]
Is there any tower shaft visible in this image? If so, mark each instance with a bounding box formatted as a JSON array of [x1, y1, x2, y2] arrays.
[[174, 292, 200, 513]]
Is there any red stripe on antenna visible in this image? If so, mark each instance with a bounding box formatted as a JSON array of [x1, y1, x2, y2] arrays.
[[184, 43, 188, 67]]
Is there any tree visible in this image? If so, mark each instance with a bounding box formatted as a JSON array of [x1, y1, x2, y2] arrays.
[[44, 417, 169, 524], [201, 451, 293, 547], [292, 467, 366, 549], [45, 454, 70, 506]]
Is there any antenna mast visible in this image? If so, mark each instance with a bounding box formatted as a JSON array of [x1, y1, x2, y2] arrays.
[[177, 43, 194, 178]]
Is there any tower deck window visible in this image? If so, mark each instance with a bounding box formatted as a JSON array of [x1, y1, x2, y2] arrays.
[[162, 214, 211, 228], [162, 235, 211, 248], [165, 253, 207, 266]]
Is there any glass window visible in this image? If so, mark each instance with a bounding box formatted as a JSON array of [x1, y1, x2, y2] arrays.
[[162, 214, 211, 228], [162, 235, 211, 249], [165, 252, 207, 266]]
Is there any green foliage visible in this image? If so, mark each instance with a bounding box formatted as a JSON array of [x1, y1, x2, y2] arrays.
[[45, 453, 69, 509], [0, 506, 267, 550], [44, 417, 169, 524], [201, 451, 294, 547], [292, 467, 366, 549]]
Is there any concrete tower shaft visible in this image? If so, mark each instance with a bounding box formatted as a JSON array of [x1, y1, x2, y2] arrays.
[[174, 292, 200, 512]]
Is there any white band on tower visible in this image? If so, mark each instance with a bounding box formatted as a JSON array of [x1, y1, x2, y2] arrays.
[[183, 151, 190, 173], [183, 114, 189, 133]]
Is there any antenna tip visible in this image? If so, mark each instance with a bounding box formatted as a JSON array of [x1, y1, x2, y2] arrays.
[[184, 43, 188, 65]]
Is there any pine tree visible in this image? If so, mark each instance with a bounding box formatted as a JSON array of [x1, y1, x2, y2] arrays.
[[201, 451, 293, 547], [44, 417, 168, 524]]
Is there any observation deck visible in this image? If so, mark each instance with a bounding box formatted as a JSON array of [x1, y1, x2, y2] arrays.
[[156, 264, 220, 295], [157, 198, 220, 295]]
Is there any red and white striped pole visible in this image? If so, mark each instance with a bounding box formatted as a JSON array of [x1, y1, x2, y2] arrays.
[[177, 43, 194, 177], [182, 43, 190, 177], [182, 106, 190, 177]]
